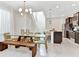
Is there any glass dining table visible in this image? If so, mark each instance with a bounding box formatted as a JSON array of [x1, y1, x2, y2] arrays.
[[7, 33, 48, 52], [9, 34, 45, 40], [9, 33, 46, 48]]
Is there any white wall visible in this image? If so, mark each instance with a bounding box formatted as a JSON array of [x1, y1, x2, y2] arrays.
[[46, 17, 65, 31]]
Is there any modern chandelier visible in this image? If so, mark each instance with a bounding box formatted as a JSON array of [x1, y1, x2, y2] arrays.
[[18, 1, 32, 16]]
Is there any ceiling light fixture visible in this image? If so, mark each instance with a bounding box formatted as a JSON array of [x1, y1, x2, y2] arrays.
[[18, 1, 33, 16], [21, 13, 23, 16], [25, 9, 28, 12]]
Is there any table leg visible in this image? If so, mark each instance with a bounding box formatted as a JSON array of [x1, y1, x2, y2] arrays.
[[30, 37, 33, 42], [0, 42, 8, 51], [32, 44, 37, 57], [29, 47, 32, 50], [15, 36, 21, 48]]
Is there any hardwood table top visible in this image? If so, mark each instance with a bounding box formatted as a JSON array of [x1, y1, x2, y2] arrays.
[[2, 40, 36, 47]]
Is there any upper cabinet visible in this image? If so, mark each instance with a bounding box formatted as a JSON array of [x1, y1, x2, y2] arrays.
[[73, 12, 79, 21], [73, 12, 79, 26], [65, 17, 73, 30], [65, 17, 73, 24]]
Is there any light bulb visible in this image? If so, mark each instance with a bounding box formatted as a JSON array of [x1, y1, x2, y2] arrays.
[[25, 9, 28, 12], [30, 11, 32, 14], [19, 8, 22, 12], [29, 8, 32, 11], [21, 13, 23, 16]]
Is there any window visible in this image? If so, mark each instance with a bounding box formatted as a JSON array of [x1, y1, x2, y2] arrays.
[[33, 11, 45, 32], [0, 9, 11, 33]]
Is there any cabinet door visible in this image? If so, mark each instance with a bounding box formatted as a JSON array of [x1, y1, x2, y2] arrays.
[[73, 12, 79, 25], [75, 32, 79, 44], [54, 32, 62, 43], [69, 32, 75, 39]]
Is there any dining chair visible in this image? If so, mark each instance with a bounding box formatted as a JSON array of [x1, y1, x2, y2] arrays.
[[3, 33, 18, 41], [21, 29, 25, 35], [3, 33, 11, 40]]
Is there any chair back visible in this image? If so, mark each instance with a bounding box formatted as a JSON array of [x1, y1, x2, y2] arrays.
[[3, 33, 11, 40], [21, 29, 25, 35]]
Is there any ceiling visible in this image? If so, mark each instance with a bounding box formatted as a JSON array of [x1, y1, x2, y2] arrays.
[[1, 1, 79, 18]]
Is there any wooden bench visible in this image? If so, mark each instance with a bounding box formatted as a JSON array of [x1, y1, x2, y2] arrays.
[[0, 40, 37, 57]]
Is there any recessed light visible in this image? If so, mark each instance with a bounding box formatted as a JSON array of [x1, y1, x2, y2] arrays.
[[61, 15, 64, 16], [56, 5, 59, 8], [72, 3, 76, 6]]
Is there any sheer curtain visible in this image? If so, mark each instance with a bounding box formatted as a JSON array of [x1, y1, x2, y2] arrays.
[[0, 9, 11, 33], [0, 9, 12, 40], [33, 11, 45, 33]]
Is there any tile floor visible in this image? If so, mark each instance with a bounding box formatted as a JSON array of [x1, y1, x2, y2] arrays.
[[0, 38, 79, 57]]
